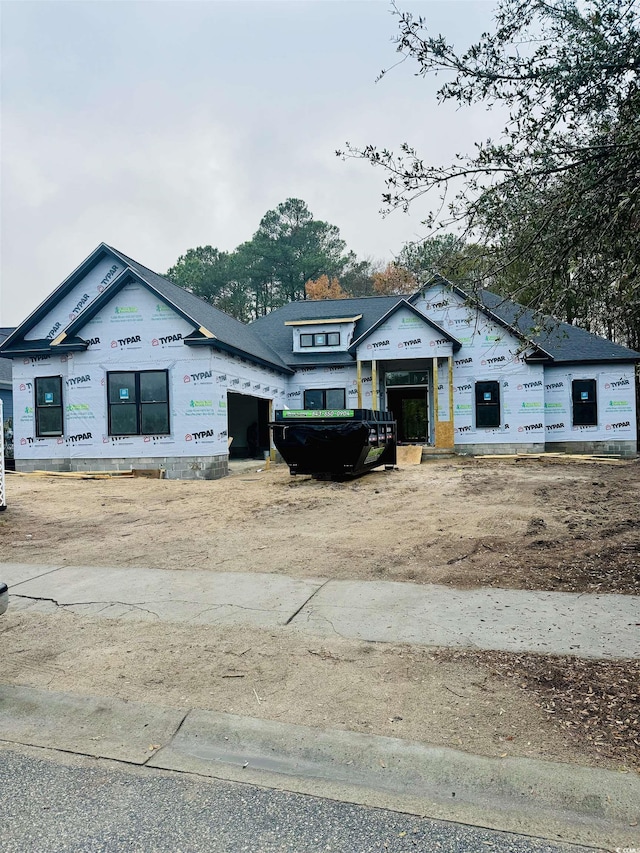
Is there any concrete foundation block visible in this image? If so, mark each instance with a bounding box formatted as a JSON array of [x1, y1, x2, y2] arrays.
[[14, 455, 230, 480]]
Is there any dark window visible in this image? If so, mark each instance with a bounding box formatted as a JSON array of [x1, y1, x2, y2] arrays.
[[35, 376, 63, 436], [385, 370, 429, 387], [299, 332, 340, 348], [108, 370, 170, 436], [572, 379, 597, 426], [303, 388, 346, 410], [475, 381, 500, 428], [303, 389, 324, 409], [325, 388, 346, 408]]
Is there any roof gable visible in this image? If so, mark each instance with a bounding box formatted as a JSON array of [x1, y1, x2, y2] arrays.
[[410, 278, 640, 364], [1, 244, 292, 375], [51, 269, 201, 346], [5, 244, 125, 348], [348, 299, 461, 353], [103, 247, 291, 374]]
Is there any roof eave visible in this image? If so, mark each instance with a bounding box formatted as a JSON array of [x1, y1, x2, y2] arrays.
[[288, 358, 355, 369], [0, 340, 87, 358], [184, 336, 293, 375], [284, 315, 363, 326], [545, 356, 640, 366]]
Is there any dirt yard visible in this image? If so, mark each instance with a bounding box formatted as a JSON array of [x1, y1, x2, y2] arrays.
[[1, 457, 639, 771]]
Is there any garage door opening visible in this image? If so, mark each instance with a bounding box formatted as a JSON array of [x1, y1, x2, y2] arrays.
[[227, 392, 271, 459]]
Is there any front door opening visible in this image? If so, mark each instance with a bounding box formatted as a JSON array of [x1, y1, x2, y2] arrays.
[[386, 388, 429, 444]]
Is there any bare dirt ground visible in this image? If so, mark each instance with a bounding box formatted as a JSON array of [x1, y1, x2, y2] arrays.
[[1, 457, 639, 771]]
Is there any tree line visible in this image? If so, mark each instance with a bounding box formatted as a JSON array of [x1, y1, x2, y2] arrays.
[[165, 198, 488, 319], [165, 198, 379, 322], [339, 0, 640, 351]]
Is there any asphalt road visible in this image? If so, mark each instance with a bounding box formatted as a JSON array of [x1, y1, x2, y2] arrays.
[[1, 746, 597, 853]]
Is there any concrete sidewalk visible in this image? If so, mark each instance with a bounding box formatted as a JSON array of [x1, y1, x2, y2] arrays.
[[3, 562, 640, 849], [2, 561, 639, 659]]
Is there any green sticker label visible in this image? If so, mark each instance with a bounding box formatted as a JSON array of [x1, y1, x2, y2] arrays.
[[282, 409, 355, 419]]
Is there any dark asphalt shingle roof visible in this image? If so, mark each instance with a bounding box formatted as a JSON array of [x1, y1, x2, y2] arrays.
[[249, 296, 402, 367], [0, 328, 14, 386], [250, 289, 640, 366], [478, 290, 640, 364], [3, 241, 638, 372]]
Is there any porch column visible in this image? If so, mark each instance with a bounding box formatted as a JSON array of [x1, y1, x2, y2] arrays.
[[371, 359, 378, 410], [432, 357, 439, 443], [448, 355, 455, 428], [356, 359, 363, 408], [434, 356, 455, 449]]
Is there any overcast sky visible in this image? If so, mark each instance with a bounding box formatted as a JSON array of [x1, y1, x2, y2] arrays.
[[1, 0, 501, 327]]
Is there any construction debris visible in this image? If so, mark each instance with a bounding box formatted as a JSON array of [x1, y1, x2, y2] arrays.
[[7, 470, 134, 480], [396, 446, 423, 465], [7, 468, 167, 479]]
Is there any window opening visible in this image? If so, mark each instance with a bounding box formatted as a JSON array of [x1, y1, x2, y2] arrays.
[[385, 370, 429, 387], [299, 332, 340, 348], [572, 379, 597, 426], [303, 388, 346, 409], [35, 376, 63, 436], [475, 380, 500, 428], [108, 370, 170, 435]]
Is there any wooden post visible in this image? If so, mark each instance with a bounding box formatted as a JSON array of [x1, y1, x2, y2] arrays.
[[357, 359, 363, 408], [268, 399, 275, 461], [448, 355, 454, 429], [432, 357, 439, 445], [434, 355, 455, 448]]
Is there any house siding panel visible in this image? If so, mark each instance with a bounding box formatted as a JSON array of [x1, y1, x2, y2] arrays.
[[12, 283, 288, 476], [26, 255, 125, 341]]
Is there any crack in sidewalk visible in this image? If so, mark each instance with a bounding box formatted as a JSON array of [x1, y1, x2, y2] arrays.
[[284, 580, 331, 626], [12, 594, 161, 620]]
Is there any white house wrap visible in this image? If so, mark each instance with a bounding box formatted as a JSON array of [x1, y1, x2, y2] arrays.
[[1, 243, 638, 478]]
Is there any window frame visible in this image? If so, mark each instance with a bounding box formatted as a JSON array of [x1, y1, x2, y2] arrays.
[[35, 375, 64, 437], [299, 331, 341, 348], [303, 388, 346, 410], [107, 370, 170, 436], [474, 380, 501, 429], [571, 378, 597, 426]]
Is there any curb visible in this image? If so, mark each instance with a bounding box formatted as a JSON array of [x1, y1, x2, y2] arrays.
[[0, 685, 637, 850]]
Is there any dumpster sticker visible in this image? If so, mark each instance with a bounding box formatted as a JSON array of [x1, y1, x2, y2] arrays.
[[281, 410, 355, 419]]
